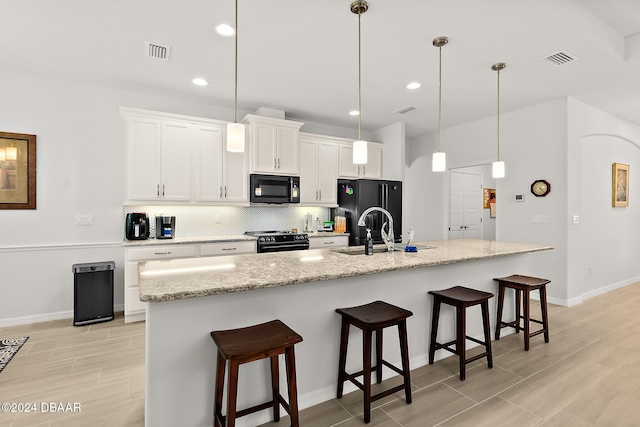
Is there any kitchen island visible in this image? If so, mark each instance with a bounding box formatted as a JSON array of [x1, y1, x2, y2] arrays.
[[141, 239, 553, 427]]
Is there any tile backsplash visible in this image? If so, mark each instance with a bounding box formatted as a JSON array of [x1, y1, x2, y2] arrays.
[[124, 205, 331, 237]]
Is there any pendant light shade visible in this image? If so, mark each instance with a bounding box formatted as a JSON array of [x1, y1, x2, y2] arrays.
[[491, 62, 506, 178], [432, 152, 446, 172], [351, 1, 368, 165], [432, 36, 448, 172], [226, 0, 245, 153], [226, 122, 245, 152]]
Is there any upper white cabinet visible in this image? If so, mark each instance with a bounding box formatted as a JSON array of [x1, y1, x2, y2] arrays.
[[243, 114, 304, 175], [194, 125, 247, 203], [299, 134, 339, 206], [122, 107, 248, 205], [337, 141, 382, 179]]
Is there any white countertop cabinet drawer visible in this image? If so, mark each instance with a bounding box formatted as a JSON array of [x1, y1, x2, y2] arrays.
[[200, 241, 256, 256], [308, 235, 349, 249], [126, 245, 198, 261]]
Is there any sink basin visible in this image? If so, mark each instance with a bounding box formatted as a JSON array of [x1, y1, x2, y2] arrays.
[[335, 245, 436, 255]]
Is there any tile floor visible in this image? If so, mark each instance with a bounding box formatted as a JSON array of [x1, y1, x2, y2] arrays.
[[1, 283, 640, 426]]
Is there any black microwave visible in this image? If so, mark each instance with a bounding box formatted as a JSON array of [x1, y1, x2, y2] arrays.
[[250, 174, 300, 204]]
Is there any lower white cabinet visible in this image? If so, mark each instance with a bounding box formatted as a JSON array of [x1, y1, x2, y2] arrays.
[[124, 241, 256, 323], [308, 235, 349, 249]]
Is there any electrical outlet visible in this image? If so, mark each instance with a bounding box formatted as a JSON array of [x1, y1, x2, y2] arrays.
[[572, 215, 580, 224], [75, 215, 93, 226], [538, 215, 548, 224]]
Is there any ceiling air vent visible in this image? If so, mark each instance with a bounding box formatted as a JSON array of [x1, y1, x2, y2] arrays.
[[394, 105, 417, 114], [542, 50, 578, 66], [146, 42, 171, 60]]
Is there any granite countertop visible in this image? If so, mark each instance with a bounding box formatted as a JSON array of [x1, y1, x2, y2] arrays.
[[138, 239, 553, 303], [122, 235, 256, 247]]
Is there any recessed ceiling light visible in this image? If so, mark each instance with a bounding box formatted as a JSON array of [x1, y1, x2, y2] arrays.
[[407, 82, 421, 90], [349, 110, 360, 116], [192, 78, 208, 86], [216, 24, 235, 37]]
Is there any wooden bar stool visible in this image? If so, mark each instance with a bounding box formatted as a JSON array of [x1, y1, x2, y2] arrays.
[[494, 274, 550, 351], [336, 300, 413, 424], [428, 286, 494, 381], [210, 320, 303, 427]]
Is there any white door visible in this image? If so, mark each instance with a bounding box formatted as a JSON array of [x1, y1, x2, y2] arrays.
[[252, 122, 277, 173], [276, 126, 299, 175], [317, 140, 338, 204], [127, 117, 162, 201], [337, 143, 359, 178], [362, 144, 382, 179], [161, 121, 192, 201], [194, 125, 223, 202], [299, 138, 319, 203], [450, 171, 483, 239], [224, 148, 247, 202]]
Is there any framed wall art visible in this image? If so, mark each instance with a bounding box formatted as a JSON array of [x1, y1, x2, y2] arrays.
[[483, 188, 496, 209], [612, 162, 629, 208], [0, 131, 36, 209]]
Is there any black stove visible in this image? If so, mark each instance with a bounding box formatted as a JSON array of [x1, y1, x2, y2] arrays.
[[244, 230, 309, 253]]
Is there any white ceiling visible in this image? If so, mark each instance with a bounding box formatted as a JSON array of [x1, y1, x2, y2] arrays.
[[4, 0, 640, 138]]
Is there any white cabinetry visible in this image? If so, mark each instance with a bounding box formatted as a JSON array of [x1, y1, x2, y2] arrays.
[[243, 114, 304, 175], [337, 141, 382, 179], [122, 108, 248, 205], [299, 134, 338, 206], [308, 235, 349, 249], [194, 125, 247, 203], [124, 240, 257, 323]]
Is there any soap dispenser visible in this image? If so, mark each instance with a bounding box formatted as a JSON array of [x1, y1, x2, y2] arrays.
[[365, 228, 374, 255]]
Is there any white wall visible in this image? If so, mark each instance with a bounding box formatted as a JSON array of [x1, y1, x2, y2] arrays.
[[406, 99, 569, 302], [567, 98, 640, 304], [0, 69, 365, 326]]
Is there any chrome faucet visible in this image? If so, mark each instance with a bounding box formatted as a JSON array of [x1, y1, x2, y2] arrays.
[[357, 207, 395, 252]]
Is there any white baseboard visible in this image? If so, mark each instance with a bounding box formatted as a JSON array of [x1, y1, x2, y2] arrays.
[[0, 304, 124, 328], [581, 276, 640, 301]]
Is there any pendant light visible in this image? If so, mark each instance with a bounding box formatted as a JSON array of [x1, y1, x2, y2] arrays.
[[491, 63, 506, 178], [351, 1, 368, 165], [226, 0, 245, 153], [432, 36, 448, 172]]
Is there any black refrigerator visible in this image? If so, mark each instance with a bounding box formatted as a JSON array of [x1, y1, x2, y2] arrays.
[[333, 179, 402, 246]]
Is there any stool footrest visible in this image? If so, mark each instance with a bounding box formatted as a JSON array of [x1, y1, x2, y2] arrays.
[[371, 383, 406, 402], [465, 351, 490, 364], [235, 401, 274, 419], [381, 359, 405, 376]]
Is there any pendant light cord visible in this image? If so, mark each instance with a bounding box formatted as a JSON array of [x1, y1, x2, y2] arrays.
[[357, 9, 362, 142], [234, 0, 239, 124], [496, 68, 501, 161], [437, 44, 442, 153]]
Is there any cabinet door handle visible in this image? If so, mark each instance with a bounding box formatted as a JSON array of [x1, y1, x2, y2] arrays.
[[277, 158, 280, 169], [315, 190, 318, 200], [221, 247, 237, 251], [162, 184, 165, 197], [319, 189, 322, 200], [323, 241, 335, 245], [220, 186, 223, 198], [363, 165, 366, 176], [274, 158, 277, 170], [224, 186, 227, 198], [358, 165, 361, 176], [154, 251, 172, 255], [157, 184, 160, 197]]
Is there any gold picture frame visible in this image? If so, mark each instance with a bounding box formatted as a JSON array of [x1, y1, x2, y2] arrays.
[[483, 188, 496, 209], [612, 162, 629, 208], [0, 131, 36, 209]]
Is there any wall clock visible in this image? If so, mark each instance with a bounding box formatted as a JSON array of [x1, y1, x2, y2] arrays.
[[531, 179, 551, 197]]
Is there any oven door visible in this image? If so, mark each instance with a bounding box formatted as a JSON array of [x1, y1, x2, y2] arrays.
[[250, 174, 300, 204], [257, 241, 309, 253]]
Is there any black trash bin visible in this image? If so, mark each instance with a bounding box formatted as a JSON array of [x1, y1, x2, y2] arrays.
[[72, 261, 115, 326]]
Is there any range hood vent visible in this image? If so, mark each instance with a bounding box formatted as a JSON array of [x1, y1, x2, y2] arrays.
[[146, 42, 171, 60], [542, 50, 578, 65], [393, 105, 417, 114]]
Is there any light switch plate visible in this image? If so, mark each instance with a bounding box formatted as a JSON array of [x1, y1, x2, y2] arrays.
[[75, 215, 93, 226], [572, 215, 580, 224], [515, 194, 525, 202]]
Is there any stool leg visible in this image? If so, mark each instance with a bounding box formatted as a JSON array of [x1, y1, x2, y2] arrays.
[[428, 297, 441, 364], [363, 328, 372, 423], [523, 289, 531, 351], [337, 317, 350, 399], [270, 355, 280, 422], [495, 283, 505, 340], [457, 305, 467, 381], [213, 351, 226, 427], [226, 359, 240, 427], [540, 285, 550, 343], [398, 319, 412, 404], [515, 289, 522, 333], [285, 345, 300, 427], [375, 328, 383, 384], [481, 301, 493, 369]]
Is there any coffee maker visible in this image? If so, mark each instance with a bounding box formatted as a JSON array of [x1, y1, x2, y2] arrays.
[[155, 216, 176, 239], [125, 213, 149, 240]]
